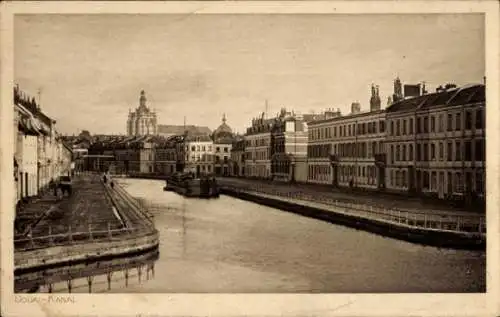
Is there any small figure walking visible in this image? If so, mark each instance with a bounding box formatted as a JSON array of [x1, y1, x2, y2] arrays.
[[110, 180, 114, 189], [103, 173, 107, 184]]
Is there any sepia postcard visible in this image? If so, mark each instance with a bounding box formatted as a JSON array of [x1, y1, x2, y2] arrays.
[[1, 1, 499, 317]]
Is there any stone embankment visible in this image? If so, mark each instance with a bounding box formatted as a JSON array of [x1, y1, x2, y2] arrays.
[[219, 180, 486, 251], [14, 174, 159, 292]]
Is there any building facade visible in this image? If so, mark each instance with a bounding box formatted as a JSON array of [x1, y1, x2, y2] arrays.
[[270, 108, 309, 182], [183, 134, 214, 176], [127, 90, 158, 136], [212, 114, 234, 177], [385, 83, 485, 204], [308, 103, 386, 189], [14, 85, 73, 203], [230, 136, 246, 177], [154, 136, 178, 176], [244, 113, 273, 179]]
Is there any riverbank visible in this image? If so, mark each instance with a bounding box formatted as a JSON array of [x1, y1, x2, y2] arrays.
[[14, 174, 160, 292], [220, 187, 485, 251]]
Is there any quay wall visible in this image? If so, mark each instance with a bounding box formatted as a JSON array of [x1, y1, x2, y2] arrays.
[[220, 187, 486, 251], [15, 179, 160, 280], [15, 229, 159, 272]]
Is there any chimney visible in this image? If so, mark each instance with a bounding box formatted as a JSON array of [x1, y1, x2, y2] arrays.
[[351, 102, 361, 114]]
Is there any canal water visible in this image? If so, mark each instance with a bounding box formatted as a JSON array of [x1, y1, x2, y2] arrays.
[[107, 178, 485, 293]]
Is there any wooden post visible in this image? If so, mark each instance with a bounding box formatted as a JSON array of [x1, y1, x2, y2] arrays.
[[151, 263, 155, 278], [67, 279, 72, 293], [68, 225, 73, 243], [125, 269, 129, 287], [29, 227, 34, 249], [107, 271, 113, 290], [456, 216, 461, 232], [89, 224, 93, 241], [48, 283, 53, 293], [87, 276, 93, 293], [48, 226, 53, 246]]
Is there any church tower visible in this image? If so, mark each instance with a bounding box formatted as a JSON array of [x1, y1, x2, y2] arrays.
[[126, 90, 158, 136]]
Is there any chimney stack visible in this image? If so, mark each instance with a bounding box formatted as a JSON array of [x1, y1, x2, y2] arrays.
[[351, 102, 361, 114]]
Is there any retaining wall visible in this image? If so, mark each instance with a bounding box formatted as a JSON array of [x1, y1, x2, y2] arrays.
[[221, 188, 485, 251]]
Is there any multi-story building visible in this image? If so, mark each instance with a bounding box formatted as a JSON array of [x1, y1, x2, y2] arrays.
[[244, 113, 274, 179], [127, 90, 158, 136], [153, 136, 178, 176], [270, 108, 309, 182], [212, 114, 234, 177], [14, 85, 72, 202], [385, 83, 485, 204], [183, 133, 214, 176], [308, 85, 386, 189], [230, 136, 246, 177]]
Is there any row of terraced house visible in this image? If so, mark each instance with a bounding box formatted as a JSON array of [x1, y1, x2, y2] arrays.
[[13, 85, 74, 205], [67, 80, 485, 205], [238, 81, 485, 205]]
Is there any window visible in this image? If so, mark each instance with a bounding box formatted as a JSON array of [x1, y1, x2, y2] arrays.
[[402, 144, 406, 161], [430, 116, 435, 132], [396, 145, 400, 161], [476, 108, 484, 129], [465, 141, 472, 161], [447, 142, 453, 161], [390, 121, 394, 136], [409, 118, 414, 134], [475, 139, 485, 161], [423, 116, 429, 133], [439, 142, 444, 161], [465, 111, 473, 130], [447, 114, 453, 131], [409, 144, 414, 161], [396, 120, 401, 136], [455, 113, 462, 131], [431, 171, 437, 191], [455, 172, 463, 193], [438, 114, 444, 132], [417, 117, 422, 133], [431, 143, 436, 160], [402, 119, 407, 135], [423, 143, 428, 161], [379, 120, 385, 133], [475, 171, 484, 193], [455, 140, 462, 161], [390, 145, 394, 163]]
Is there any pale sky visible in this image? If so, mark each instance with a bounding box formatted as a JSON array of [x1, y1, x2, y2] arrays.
[[14, 14, 484, 135]]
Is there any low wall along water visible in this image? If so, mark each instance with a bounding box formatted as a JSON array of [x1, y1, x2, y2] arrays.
[[220, 187, 486, 251], [14, 179, 160, 293]]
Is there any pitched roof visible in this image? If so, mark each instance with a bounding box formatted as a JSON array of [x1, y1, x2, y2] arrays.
[[387, 84, 485, 113], [158, 124, 212, 136]]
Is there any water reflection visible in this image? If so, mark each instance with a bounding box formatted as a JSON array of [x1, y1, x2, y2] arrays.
[[15, 247, 159, 293]]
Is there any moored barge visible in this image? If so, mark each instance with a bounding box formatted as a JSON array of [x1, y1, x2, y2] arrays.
[[164, 172, 220, 198]]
